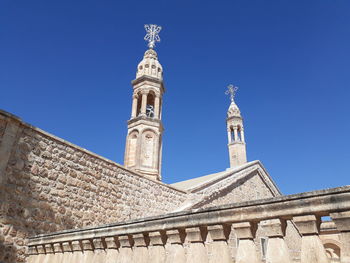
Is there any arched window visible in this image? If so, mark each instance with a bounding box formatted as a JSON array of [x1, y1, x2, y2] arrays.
[[146, 92, 155, 118]]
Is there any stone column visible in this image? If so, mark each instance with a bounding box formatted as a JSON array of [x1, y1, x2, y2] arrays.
[[92, 238, 107, 262], [42, 244, 55, 263], [118, 235, 134, 263], [61, 241, 73, 263], [232, 222, 260, 263], [233, 129, 238, 142], [165, 229, 186, 263], [186, 227, 209, 263], [154, 96, 160, 119], [140, 91, 148, 116], [207, 224, 232, 263], [131, 94, 138, 118], [261, 219, 292, 263], [132, 233, 149, 263], [227, 130, 232, 144], [71, 240, 84, 263], [241, 129, 245, 142], [293, 215, 329, 263], [52, 243, 64, 263], [148, 231, 166, 263], [105, 236, 120, 263], [330, 211, 350, 263], [81, 239, 95, 263], [29, 245, 45, 263]]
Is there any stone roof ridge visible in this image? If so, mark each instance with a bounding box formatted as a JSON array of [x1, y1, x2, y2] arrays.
[[171, 161, 282, 212], [0, 109, 186, 194], [171, 161, 261, 193]]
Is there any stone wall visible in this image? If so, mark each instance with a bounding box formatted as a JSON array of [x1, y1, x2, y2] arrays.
[[0, 110, 186, 263]]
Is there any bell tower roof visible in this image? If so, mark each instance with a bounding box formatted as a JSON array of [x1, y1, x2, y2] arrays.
[[136, 49, 163, 80], [225, 84, 242, 118], [227, 100, 241, 118]]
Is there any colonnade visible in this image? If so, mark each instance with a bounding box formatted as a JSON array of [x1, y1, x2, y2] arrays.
[[227, 126, 245, 144], [131, 91, 161, 119]]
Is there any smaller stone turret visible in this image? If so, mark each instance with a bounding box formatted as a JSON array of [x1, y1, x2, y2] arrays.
[[225, 85, 247, 167]]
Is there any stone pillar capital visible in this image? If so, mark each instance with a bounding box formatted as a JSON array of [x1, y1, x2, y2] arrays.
[[61, 241, 73, 252], [185, 227, 208, 243], [71, 240, 83, 252], [293, 215, 321, 235], [81, 239, 94, 251], [208, 224, 231, 241], [52, 243, 63, 253], [232, 222, 257, 239], [92, 237, 106, 250], [104, 236, 119, 249], [118, 235, 134, 248], [330, 211, 350, 232], [141, 90, 149, 95], [133, 233, 150, 247], [36, 244, 46, 254], [149, 231, 166, 246], [261, 218, 287, 237], [44, 243, 54, 254], [166, 229, 186, 244]]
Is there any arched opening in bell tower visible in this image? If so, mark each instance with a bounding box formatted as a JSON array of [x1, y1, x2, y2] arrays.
[[237, 125, 242, 142], [146, 92, 155, 118], [230, 126, 235, 143]]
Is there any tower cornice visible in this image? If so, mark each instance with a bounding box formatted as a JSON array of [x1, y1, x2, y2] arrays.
[[131, 75, 165, 93]]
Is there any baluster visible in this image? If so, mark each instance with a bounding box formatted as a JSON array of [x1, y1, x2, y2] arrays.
[[61, 241, 73, 263], [207, 224, 232, 263], [261, 219, 292, 263], [293, 215, 329, 263], [70, 240, 84, 263], [132, 233, 150, 263], [53, 243, 63, 263], [118, 235, 134, 263], [165, 229, 186, 263], [81, 239, 94, 263], [232, 222, 260, 263], [148, 231, 166, 263], [185, 227, 208, 263], [105, 236, 120, 263], [330, 211, 350, 263], [92, 237, 107, 262]]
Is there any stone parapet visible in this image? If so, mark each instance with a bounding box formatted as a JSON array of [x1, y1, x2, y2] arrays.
[[27, 186, 350, 262]]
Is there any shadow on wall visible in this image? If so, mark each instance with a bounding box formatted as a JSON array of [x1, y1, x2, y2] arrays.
[[0, 124, 76, 263]]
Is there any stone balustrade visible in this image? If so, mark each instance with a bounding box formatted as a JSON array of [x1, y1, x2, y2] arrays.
[[27, 186, 350, 263]]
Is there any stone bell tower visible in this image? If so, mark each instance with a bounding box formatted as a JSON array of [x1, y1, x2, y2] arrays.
[[225, 85, 247, 167], [124, 24, 164, 181]]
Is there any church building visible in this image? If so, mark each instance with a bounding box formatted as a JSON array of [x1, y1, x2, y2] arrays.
[[0, 25, 348, 263]]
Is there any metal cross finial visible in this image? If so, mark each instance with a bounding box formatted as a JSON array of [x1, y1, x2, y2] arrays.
[[144, 24, 162, 49], [225, 84, 239, 102]]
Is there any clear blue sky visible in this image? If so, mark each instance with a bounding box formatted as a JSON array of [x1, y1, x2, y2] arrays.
[[1, 0, 349, 195]]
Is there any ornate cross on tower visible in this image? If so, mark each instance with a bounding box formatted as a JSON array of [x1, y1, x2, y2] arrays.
[[225, 84, 239, 102], [144, 24, 162, 49]]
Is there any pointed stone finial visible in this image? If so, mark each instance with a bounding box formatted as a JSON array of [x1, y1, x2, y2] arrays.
[[144, 24, 162, 49], [225, 84, 239, 102]]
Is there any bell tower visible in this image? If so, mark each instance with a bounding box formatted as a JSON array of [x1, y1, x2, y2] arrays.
[[124, 24, 164, 181], [225, 84, 247, 167]]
